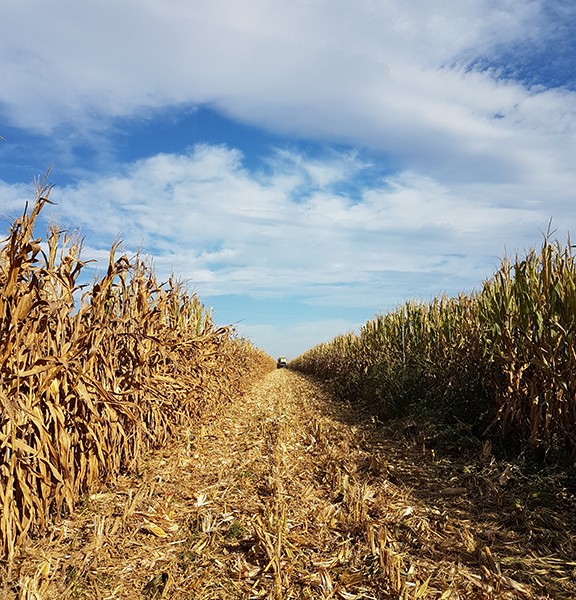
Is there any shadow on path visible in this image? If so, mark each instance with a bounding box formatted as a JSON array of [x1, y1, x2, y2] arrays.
[[300, 370, 576, 599]]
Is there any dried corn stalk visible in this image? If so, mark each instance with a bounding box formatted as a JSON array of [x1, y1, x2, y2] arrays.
[[0, 176, 275, 562]]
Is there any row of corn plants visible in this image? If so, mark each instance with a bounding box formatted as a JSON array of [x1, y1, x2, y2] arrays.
[[292, 238, 576, 460], [0, 178, 275, 562]]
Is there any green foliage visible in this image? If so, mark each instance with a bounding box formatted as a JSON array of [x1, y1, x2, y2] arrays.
[[292, 238, 576, 461]]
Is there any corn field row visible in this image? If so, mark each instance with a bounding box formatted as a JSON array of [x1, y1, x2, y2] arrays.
[[0, 179, 275, 563], [292, 238, 576, 461]]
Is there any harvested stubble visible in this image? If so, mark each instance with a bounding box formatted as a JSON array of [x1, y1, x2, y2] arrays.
[[8, 369, 575, 598], [0, 179, 274, 566]]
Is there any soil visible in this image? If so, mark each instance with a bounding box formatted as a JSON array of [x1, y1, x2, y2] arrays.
[[4, 370, 576, 599]]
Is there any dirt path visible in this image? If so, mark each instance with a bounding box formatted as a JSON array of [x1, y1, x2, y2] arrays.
[[6, 370, 576, 598]]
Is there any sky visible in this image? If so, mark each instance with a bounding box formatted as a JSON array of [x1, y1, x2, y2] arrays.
[[1, 0, 575, 359]]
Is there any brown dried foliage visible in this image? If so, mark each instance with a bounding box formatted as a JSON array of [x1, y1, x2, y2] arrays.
[[9, 369, 573, 598], [0, 177, 274, 565]]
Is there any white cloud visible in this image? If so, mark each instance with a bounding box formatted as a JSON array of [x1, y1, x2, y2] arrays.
[[2, 0, 574, 186], [235, 319, 362, 361], [0, 183, 31, 220], [18, 144, 557, 308]]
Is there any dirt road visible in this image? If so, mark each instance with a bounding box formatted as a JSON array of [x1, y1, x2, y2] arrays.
[[7, 370, 576, 598]]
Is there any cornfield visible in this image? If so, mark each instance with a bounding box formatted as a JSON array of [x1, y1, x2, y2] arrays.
[[0, 177, 274, 563], [292, 237, 576, 461]]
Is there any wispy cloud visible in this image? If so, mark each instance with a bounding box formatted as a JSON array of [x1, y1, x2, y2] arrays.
[[0, 183, 33, 233], [29, 144, 551, 305], [236, 319, 362, 361], [1, 1, 573, 191]]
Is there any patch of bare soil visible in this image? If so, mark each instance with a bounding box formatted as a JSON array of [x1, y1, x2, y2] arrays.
[[4, 370, 576, 598]]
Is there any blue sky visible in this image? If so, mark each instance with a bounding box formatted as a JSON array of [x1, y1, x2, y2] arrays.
[[1, 0, 575, 359]]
